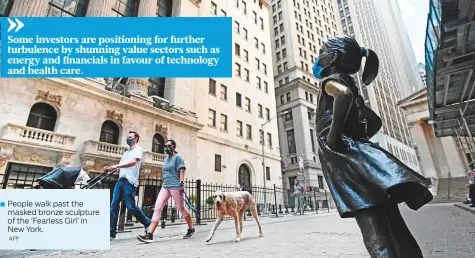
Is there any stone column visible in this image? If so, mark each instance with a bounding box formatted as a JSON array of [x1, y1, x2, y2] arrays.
[[10, 0, 50, 16], [137, 0, 158, 17], [86, 0, 117, 17]]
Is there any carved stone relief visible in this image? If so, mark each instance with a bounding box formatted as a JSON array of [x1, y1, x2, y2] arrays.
[[105, 110, 124, 124], [35, 90, 62, 106]]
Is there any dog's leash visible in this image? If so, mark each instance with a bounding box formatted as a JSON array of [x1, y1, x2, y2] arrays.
[[182, 192, 201, 218]]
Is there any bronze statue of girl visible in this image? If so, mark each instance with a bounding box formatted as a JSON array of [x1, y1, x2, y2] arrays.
[[312, 35, 433, 258]]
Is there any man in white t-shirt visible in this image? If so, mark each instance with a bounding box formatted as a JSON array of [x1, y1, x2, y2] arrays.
[[105, 131, 151, 240]]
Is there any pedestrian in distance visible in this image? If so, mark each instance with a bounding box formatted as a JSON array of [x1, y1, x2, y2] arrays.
[[137, 139, 195, 243], [292, 179, 306, 215], [106, 131, 152, 240], [312, 35, 433, 257]]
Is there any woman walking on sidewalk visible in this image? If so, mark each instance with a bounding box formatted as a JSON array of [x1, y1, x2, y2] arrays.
[[137, 139, 195, 243]]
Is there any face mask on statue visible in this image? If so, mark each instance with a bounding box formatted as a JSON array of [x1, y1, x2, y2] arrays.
[[126, 137, 135, 146], [313, 57, 325, 79]]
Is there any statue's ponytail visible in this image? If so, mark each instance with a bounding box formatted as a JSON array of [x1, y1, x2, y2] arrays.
[[361, 47, 379, 85]]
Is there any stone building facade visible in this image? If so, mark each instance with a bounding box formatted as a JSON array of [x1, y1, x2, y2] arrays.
[[0, 0, 283, 196]]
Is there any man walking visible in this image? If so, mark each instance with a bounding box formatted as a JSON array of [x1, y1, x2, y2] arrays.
[[105, 131, 151, 240]]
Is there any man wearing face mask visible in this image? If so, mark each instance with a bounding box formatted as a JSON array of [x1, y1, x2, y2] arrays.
[[105, 131, 151, 240]]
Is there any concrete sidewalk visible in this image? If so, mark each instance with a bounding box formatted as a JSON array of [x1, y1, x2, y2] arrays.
[[114, 209, 339, 241]]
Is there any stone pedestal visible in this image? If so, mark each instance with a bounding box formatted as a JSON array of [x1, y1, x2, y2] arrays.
[[127, 78, 154, 106]]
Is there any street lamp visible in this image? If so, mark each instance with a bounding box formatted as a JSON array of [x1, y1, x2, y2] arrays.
[[260, 110, 289, 215]]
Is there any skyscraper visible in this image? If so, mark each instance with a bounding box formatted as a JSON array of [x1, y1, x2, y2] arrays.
[[336, 0, 421, 173], [269, 0, 341, 190]]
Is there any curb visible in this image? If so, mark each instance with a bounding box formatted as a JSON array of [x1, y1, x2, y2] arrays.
[[453, 203, 475, 215]]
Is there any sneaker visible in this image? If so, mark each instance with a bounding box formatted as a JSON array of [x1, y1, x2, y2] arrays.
[[183, 228, 195, 239], [137, 232, 153, 243], [110, 232, 116, 241]]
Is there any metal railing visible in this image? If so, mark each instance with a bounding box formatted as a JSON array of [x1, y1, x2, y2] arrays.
[[75, 176, 336, 226]]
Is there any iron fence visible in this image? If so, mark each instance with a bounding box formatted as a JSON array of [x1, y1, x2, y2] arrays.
[[75, 174, 336, 225]]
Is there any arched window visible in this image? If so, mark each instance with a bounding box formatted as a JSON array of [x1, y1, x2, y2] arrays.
[[238, 164, 252, 193], [152, 134, 165, 154], [100, 120, 120, 144], [157, 0, 172, 17], [26, 103, 57, 131]]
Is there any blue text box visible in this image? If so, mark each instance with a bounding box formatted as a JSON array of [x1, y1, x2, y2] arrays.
[[1, 17, 232, 78]]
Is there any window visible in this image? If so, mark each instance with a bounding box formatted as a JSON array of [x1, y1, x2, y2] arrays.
[[112, 0, 138, 17], [152, 133, 165, 154], [244, 68, 250, 82], [234, 0, 239, 7], [266, 166, 271, 180], [235, 62, 241, 77], [256, 76, 262, 89], [236, 92, 242, 107], [310, 129, 316, 153], [209, 78, 216, 95], [210, 1, 217, 15], [234, 21, 240, 33], [286, 92, 291, 101], [99, 120, 120, 144], [208, 109, 216, 127], [263, 64, 267, 75], [253, 11, 257, 23], [241, 0, 246, 14], [242, 28, 248, 39], [246, 124, 252, 139], [264, 82, 268, 93], [259, 18, 264, 30], [280, 95, 285, 104], [255, 58, 260, 70], [259, 129, 264, 145], [287, 130, 296, 154], [261, 43, 266, 54], [254, 37, 259, 48], [26, 103, 57, 131], [157, 0, 172, 17], [318, 175, 324, 189], [284, 109, 293, 121], [243, 50, 249, 62], [47, 0, 89, 17], [220, 84, 227, 100], [148, 77, 165, 98], [220, 9, 226, 16], [215, 154, 222, 172], [237, 120, 243, 136], [258, 104, 263, 118], [245, 97, 251, 112], [235, 43, 241, 56], [265, 108, 270, 120], [220, 114, 228, 131], [0, 0, 14, 17], [267, 133, 272, 148]]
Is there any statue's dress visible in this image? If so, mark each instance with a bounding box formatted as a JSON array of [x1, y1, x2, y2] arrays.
[[315, 73, 433, 218]]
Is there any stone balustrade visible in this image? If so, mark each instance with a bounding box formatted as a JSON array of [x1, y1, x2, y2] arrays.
[[83, 140, 165, 166], [1, 123, 76, 151]]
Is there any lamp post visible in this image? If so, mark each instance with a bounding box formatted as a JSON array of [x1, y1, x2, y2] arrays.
[[261, 110, 289, 215]]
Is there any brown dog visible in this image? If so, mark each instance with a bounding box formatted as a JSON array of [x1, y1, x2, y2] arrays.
[[205, 190, 263, 242]]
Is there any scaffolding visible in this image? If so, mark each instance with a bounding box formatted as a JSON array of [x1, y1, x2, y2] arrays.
[[426, 0, 475, 171]]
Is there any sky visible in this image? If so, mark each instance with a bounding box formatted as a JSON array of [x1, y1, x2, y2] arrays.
[[396, 0, 429, 65]]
